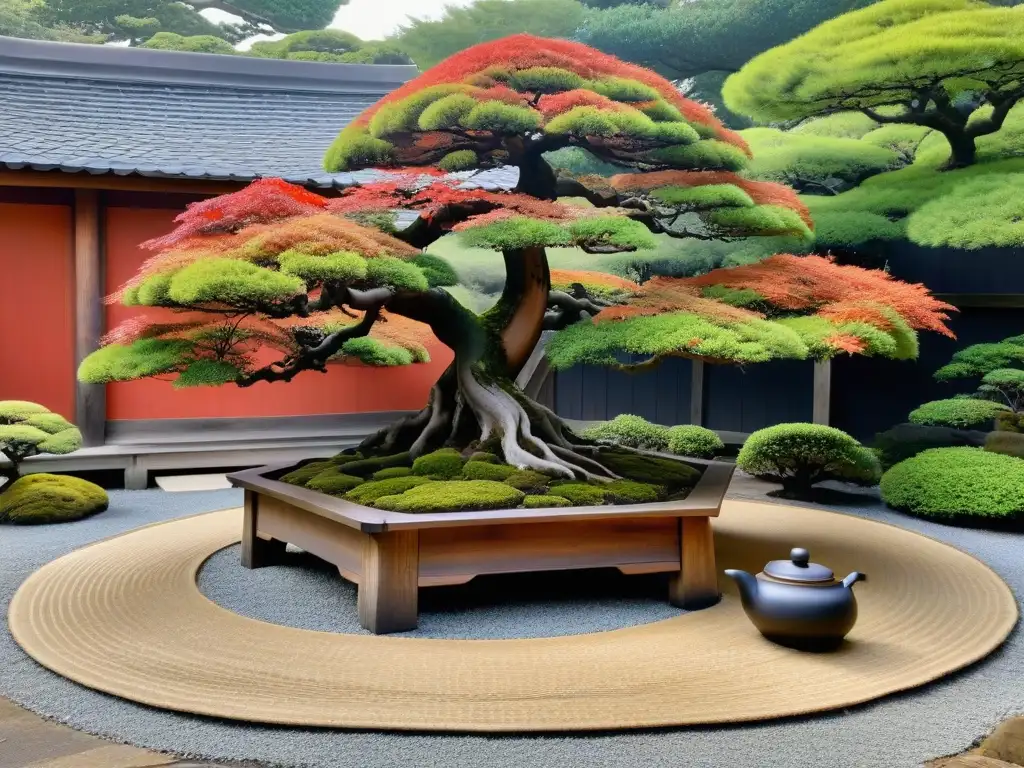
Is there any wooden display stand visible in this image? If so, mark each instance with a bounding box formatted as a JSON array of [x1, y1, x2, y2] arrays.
[[229, 460, 734, 634]]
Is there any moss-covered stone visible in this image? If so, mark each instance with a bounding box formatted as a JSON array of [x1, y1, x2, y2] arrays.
[[373, 480, 525, 513], [503, 469, 552, 492], [345, 475, 432, 505], [280, 460, 336, 486], [462, 461, 517, 481], [0, 474, 109, 525], [469, 451, 499, 464], [339, 452, 412, 477], [547, 483, 606, 506], [523, 495, 572, 509], [602, 479, 664, 504], [411, 448, 465, 479], [306, 468, 363, 495], [600, 450, 701, 487], [371, 466, 414, 480]]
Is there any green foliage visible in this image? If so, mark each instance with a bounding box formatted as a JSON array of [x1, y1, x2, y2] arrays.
[[469, 451, 499, 463], [462, 461, 517, 481], [511, 66, 588, 93], [438, 150, 479, 172], [462, 101, 542, 133], [503, 469, 552, 492], [0, 474, 108, 525], [411, 447, 465, 479], [985, 431, 1024, 459], [249, 29, 410, 64], [791, 112, 880, 140], [699, 284, 765, 309], [908, 398, 1010, 429], [544, 147, 623, 177], [371, 466, 413, 480], [997, 411, 1024, 433], [77, 338, 192, 384], [871, 423, 987, 470], [418, 93, 478, 130], [548, 482, 606, 506], [345, 475, 432, 505], [581, 414, 670, 451], [0, 401, 81, 471], [906, 173, 1024, 249], [333, 451, 411, 477], [523, 495, 572, 508], [666, 425, 724, 458], [323, 126, 394, 173], [651, 184, 754, 209], [280, 459, 336, 486], [139, 32, 235, 53], [277, 250, 367, 284], [567, 217, 658, 251], [737, 423, 881, 495], [649, 139, 748, 172], [879, 447, 1024, 524], [601, 479, 664, 503], [371, 85, 469, 137], [339, 338, 414, 367], [167, 258, 304, 306], [598, 449, 701, 487], [306, 467, 363, 496], [459, 217, 572, 250], [934, 335, 1024, 380], [860, 124, 935, 163], [374, 480, 525, 512], [411, 254, 458, 288], [365, 256, 429, 292], [394, 0, 586, 70], [708, 205, 812, 239], [173, 359, 241, 388]]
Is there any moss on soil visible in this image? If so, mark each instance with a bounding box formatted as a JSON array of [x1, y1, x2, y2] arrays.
[[411, 448, 465, 479], [0, 474, 109, 525], [374, 480, 525, 513]]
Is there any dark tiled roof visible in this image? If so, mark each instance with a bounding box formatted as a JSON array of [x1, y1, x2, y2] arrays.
[[0, 37, 518, 191]]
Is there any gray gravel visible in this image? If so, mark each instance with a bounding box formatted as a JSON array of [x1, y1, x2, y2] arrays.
[[1, 480, 1021, 768]]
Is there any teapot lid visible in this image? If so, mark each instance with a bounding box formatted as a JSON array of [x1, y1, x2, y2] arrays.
[[762, 548, 834, 583]]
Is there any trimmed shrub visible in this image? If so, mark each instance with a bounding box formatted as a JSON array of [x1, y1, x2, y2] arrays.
[[996, 411, 1024, 433], [306, 468, 363, 496], [666, 425, 725, 459], [581, 414, 670, 451], [373, 480, 525, 513], [345, 476, 432, 505], [737, 423, 881, 496], [601, 479, 664, 504], [523, 495, 572, 509], [462, 461, 517, 481], [599, 450, 701, 488], [548, 482, 606, 506], [985, 431, 1024, 459], [880, 447, 1024, 525], [0, 474, 109, 525], [371, 466, 413, 480], [871, 423, 988, 470], [503, 469, 551, 492], [909, 398, 1010, 429], [412, 448, 465, 479], [280, 460, 336, 486]]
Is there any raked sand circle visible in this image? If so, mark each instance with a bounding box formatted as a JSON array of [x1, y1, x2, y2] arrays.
[[8, 500, 1018, 732]]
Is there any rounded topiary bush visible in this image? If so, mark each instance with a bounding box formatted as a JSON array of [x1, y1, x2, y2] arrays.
[[666, 425, 724, 459], [373, 480, 525, 512], [985, 431, 1024, 459], [0, 474, 109, 524], [872, 423, 988, 470], [581, 414, 670, 451], [880, 447, 1024, 527], [908, 398, 1010, 429], [737, 423, 881, 497]]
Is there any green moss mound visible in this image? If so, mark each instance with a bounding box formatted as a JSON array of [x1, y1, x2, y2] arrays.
[[373, 480, 525, 513], [909, 398, 1010, 429], [985, 431, 1024, 459], [0, 474, 109, 525], [411, 448, 465, 479], [469, 452, 499, 464], [880, 447, 1024, 526], [523, 495, 572, 509], [738, 423, 881, 496], [872, 423, 987, 470], [371, 466, 413, 480], [581, 413, 670, 451], [345, 476, 432, 505], [306, 468, 363, 496], [666, 425, 725, 459], [997, 412, 1024, 433], [503, 469, 552, 492], [337, 452, 411, 477], [601, 479, 664, 504], [548, 483, 606, 506], [280, 460, 336, 486], [600, 450, 701, 488], [462, 461, 517, 481]]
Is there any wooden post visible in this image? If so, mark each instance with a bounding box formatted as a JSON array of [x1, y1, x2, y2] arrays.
[[241, 490, 286, 568], [690, 360, 705, 426], [73, 189, 105, 447], [358, 529, 420, 634], [668, 517, 720, 610], [812, 360, 832, 425]]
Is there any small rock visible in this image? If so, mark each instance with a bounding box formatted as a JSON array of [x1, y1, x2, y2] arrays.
[[974, 718, 1024, 766], [927, 755, 1020, 768]]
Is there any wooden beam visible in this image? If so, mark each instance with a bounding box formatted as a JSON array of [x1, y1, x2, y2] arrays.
[[74, 188, 105, 447], [689, 360, 705, 426], [812, 360, 831, 426], [0, 169, 248, 196]]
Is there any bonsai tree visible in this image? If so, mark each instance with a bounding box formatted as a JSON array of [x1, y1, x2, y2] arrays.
[[722, 0, 1024, 168], [934, 333, 1024, 413], [78, 36, 955, 484], [0, 401, 82, 490]]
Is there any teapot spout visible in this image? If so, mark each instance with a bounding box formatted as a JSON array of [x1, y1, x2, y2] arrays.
[[724, 569, 759, 603], [842, 571, 866, 588]]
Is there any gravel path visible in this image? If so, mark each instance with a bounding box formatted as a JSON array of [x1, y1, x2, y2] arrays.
[[1, 481, 1020, 768]]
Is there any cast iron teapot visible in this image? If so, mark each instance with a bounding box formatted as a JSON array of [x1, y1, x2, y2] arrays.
[[724, 547, 866, 652]]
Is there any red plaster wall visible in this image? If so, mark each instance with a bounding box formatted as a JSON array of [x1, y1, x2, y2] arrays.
[[0, 203, 76, 419], [104, 206, 452, 420]]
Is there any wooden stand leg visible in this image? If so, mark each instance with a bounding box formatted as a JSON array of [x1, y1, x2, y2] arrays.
[[669, 516, 720, 610], [241, 489, 287, 569], [358, 530, 419, 634]]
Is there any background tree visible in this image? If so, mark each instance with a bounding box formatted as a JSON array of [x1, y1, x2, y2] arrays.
[[0, 401, 82, 490], [934, 333, 1024, 413], [722, 0, 1024, 168], [78, 36, 954, 478], [248, 29, 411, 64], [0, 0, 103, 41]]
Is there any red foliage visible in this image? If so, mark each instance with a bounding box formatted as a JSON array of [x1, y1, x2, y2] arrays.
[[597, 278, 760, 324], [144, 179, 328, 251], [608, 170, 813, 228], [550, 270, 640, 293]]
